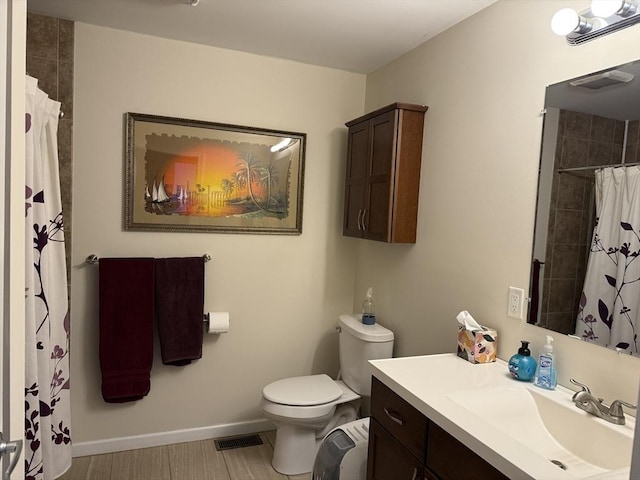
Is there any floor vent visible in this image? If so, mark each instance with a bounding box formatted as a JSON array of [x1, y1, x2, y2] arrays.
[[214, 434, 263, 451]]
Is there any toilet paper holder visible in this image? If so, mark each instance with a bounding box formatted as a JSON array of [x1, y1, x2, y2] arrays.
[[203, 311, 230, 334]]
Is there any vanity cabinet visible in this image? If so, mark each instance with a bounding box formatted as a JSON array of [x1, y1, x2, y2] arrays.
[[343, 103, 427, 243], [367, 420, 428, 480], [367, 377, 508, 480]]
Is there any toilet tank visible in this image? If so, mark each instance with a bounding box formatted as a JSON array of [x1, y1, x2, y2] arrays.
[[338, 314, 394, 396]]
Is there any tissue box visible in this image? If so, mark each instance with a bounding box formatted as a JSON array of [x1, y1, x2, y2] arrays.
[[456, 326, 497, 364]]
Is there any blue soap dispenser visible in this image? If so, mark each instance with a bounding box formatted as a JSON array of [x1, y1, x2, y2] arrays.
[[534, 335, 557, 390], [508, 341, 537, 381]]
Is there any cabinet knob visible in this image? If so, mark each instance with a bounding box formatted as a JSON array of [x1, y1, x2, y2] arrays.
[[411, 467, 418, 480], [361, 209, 367, 231]]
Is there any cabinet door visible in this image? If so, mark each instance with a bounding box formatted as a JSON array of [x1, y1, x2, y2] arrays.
[[370, 377, 428, 461], [367, 418, 424, 480], [364, 110, 397, 241], [343, 120, 369, 238], [426, 423, 509, 480]]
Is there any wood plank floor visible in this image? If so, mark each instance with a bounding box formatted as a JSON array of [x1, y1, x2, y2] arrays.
[[59, 431, 311, 480]]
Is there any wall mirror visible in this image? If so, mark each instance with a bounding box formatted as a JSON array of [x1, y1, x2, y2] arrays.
[[529, 59, 640, 357]]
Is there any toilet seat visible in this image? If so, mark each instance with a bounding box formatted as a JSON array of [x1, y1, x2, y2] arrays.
[[263, 374, 343, 406], [262, 379, 360, 421]]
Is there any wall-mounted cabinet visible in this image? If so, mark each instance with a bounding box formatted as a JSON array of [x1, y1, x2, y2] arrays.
[[343, 103, 427, 243]]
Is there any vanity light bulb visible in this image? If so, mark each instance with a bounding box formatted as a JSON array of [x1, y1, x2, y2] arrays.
[[591, 0, 624, 17], [551, 8, 581, 35]]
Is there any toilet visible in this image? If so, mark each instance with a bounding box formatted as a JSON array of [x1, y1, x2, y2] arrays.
[[261, 314, 394, 475]]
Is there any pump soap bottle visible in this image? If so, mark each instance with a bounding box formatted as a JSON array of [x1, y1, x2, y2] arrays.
[[362, 287, 376, 325], [508, 341, 537, 381], [534, 335, 557, 390]]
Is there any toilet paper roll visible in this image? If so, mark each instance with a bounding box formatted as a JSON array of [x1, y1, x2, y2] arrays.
[[206, 312, 229, 334]]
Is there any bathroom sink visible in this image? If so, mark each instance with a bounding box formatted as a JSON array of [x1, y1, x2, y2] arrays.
[[447, 385, 634, 478]]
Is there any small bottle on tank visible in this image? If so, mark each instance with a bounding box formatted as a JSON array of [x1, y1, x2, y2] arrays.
[[362, 287, 376, 325]]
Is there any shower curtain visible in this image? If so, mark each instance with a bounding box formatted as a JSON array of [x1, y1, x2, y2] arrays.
[[575, 166, 640, 354], [24, 75, 72, 479]]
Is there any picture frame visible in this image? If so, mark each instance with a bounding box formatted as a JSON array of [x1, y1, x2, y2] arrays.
[[124, 112, 306, 234]]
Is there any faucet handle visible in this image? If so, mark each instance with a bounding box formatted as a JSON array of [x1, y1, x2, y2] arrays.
[[609, 399, 637, 418], [569, 378, 591, 399]]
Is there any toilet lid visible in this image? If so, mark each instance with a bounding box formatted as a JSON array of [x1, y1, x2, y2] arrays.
[[263, 374, 343, 406]]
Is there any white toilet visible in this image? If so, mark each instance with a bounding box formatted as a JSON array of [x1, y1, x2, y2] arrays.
[[261, 314, 394, 475]]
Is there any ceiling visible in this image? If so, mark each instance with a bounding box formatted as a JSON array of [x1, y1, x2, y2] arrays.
[[26, 0, 496, 74]]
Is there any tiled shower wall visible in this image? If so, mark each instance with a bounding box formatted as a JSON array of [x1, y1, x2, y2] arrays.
[[26, 13, 73, 287], [624, 119, 640, 164], [539, 110, 633, 334]]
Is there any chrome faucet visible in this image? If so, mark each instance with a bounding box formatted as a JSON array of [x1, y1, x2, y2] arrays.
[[570, 378, 637, 425]]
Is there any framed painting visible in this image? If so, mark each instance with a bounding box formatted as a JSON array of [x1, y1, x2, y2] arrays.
[[125, 112, 306, 234]]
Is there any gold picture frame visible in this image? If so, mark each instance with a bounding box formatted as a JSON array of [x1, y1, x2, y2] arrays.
[[125, 112, 306, 234]]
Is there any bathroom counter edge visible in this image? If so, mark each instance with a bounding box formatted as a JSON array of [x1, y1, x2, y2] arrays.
[[368, 353, 630, 480]]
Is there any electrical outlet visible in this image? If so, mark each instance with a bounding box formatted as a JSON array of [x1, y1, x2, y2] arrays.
[[508, 287, 525, 319]]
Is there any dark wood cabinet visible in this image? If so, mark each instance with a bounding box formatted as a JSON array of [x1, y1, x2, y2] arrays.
[[367, 377, 509, 480], [367, 419, 425, 480], [343, 103, 427, 243]]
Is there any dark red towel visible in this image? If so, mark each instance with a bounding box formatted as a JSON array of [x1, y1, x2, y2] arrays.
[[155, 257, 205, 366], [99, 258, 155, 403], [528, 259, 544, 324]]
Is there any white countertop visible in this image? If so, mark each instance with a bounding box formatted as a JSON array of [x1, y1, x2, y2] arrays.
[[368, 353, 633, 480]]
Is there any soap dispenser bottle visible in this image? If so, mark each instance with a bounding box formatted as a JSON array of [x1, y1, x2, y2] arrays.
[[534, 335, 557, 390], [362, 287, 376, 325], [508, 341, 537, 381]]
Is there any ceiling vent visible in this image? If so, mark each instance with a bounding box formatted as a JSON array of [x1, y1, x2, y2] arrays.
[[570, 69, 635, 89]]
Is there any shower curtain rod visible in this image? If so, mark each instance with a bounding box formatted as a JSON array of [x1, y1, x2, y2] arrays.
[[85, 253, 212, 264], [557, 162, 640, 174]]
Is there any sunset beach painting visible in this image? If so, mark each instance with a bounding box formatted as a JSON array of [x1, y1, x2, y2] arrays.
[[125, 113, 306, 234]]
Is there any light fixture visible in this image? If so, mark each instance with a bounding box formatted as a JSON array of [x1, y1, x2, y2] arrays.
[[551, 8, 594, 35], [591, 0, 637, 17], [270, 138, 293, 153], [551, 0, 640, 44], [188, 0, 200, 6]]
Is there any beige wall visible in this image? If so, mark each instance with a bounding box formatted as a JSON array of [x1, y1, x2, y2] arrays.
[[358, 0, 640, 403], [72, 0, 640, 447], [72, 24, 365, 443]]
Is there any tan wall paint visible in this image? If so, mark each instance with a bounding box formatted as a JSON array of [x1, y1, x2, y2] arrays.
[[72, 0, 639, 446], [72, 24, 365, 443], [358, 0, 640, 404]]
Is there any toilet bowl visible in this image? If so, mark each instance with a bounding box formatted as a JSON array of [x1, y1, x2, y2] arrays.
[[261, 375, 361, 475], [261, 314, 394, 476]]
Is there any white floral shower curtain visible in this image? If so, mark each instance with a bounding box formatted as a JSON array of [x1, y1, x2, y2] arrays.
[[575, 166, 640, 354], [24, 75, 72, 479]]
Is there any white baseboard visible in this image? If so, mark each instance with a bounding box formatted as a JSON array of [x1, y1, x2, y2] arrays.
[[72, 418, 274, 457]]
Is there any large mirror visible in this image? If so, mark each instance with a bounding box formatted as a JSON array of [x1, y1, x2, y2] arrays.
[[529, 59, 640, 356]]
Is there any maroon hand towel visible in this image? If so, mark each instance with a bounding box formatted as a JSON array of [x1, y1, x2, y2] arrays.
[[99, 258, 155, 403], [155, 257, 205, 366]]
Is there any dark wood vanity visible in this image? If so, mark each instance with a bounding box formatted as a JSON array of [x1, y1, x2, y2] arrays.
[[343, 103, 427, 243], [367, 376, 509, 480]]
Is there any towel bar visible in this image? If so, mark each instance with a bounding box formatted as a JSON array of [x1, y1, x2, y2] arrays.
[[86, 253, 211, 264]]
